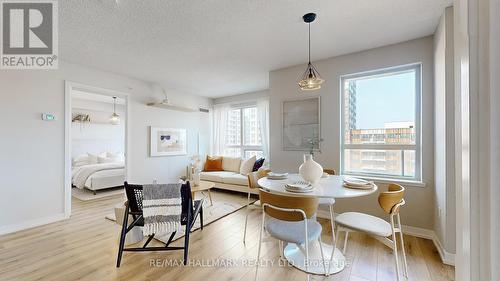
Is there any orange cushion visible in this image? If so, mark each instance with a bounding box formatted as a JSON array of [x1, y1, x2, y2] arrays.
[[204, 156, 223, 171]]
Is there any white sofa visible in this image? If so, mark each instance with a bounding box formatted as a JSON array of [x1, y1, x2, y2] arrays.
[[199, 156, 262, 195]]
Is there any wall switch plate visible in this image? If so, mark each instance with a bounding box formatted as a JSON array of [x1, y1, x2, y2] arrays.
[[41, 113, 56, 121]]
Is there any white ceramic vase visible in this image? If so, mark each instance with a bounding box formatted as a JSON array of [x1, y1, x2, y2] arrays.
[[299, 154, 323, 183]]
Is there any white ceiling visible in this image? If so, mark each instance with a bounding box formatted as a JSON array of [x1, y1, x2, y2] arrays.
[[60, 0, 452, 98]]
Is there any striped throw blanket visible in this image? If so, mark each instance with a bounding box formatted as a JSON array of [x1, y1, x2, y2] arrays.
[[142, 183, 182, 236]]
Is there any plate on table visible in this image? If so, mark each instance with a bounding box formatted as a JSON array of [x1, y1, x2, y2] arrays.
[[285, 181, 313, 193], [343, 177, 374, 190], [267, 172, 288, 180]]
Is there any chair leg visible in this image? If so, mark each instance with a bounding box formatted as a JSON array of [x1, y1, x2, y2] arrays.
[[243, 192, 251, 244], [164, 231, 176, 247], [391, 215, 401, 281], [183, 206, 193, 265], [343, 231, 349, 254], [116, 204, 129, 268], [255, 212, 265, 281], [397, 214, 409, 278], [200, 206, 204, 230], [143, 234, 155, 248], [208, 189, 213, 206], [329, 204, 336, 245], [183, 223, 191, 265], [327, 227, 341, 274]]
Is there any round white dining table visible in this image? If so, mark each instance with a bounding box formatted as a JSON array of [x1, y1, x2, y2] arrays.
[[257, 173, 378, 275]]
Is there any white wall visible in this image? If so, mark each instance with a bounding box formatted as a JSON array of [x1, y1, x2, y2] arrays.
[[71, 98, 126, 158], [269, 37, 435, 229], [213, 89, 269, 105], [433, 7, 456, 254], [0, 61, 211, 234]]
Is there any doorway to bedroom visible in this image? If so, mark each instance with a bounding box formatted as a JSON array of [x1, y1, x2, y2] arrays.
[[65, 82, 128, 214]]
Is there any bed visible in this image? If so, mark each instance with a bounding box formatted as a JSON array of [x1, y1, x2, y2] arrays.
[[72, 162, 125, 194]]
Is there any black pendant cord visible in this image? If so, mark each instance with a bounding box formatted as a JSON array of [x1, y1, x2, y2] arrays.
[[308, 23, 311, 64]]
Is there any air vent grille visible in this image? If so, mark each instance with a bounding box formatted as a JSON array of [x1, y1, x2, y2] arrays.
[[198, 107, 210, 113]]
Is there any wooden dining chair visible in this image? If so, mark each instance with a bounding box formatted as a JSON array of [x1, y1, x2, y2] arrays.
[[255, 189, 327, 281], [243, 169, 270, 243], [332, 184, 408, 280], [318, 168, 337, 247], [323, 169, 336, 175]]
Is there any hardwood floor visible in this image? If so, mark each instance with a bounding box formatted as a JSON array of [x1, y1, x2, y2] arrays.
[[0, 193, 454, 281]]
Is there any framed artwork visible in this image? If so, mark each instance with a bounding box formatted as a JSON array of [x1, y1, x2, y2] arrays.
[[282, 96, 321, 151], [150, 127, 187, 156]]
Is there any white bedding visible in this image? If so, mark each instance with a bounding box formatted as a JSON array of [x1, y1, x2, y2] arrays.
[[72, 163, 125, 189]]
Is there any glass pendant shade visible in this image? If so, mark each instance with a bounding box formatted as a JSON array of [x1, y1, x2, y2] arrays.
[[110, 112, 120, 125], [110, 96, 120, 125], [299, 62, 325, 90]]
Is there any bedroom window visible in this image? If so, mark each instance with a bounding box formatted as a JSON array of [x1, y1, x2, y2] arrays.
[[224, 106, 264, 159], [340, 64, 422, 181]]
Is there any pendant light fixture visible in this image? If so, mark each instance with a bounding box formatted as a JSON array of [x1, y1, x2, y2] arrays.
[[298, 13, 325, 91], [110, 96, 120, 125]]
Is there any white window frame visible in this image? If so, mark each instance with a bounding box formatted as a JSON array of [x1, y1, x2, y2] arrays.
[[225, 104, 264, 158], [340, 63, 422, 182]]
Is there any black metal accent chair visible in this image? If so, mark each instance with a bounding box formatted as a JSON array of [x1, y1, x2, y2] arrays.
[[116, 181, 204, 267]]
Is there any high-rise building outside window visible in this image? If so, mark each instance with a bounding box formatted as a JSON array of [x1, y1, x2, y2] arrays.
[[341, 64, 421, 181], [224, 106, 264, 159]]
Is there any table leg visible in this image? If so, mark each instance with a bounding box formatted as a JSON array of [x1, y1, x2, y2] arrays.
[[283, 241, 346, 275], [208, 189, 213, 206]]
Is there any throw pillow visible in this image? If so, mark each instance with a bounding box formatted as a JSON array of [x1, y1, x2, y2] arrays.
[[222, 156, 242, 173], [97, 156, 115, 164], [107, 152, 125, 162], [87, 153, 99, 164], [239, 155, 256, 175], [72, 154, 90, 167], [252, 158, 265, 172], [204, 156, 223, 171]]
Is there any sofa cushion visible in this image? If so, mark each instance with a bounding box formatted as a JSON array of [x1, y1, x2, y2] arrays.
[[222, 157, 241, 173], [222, 173, 248, 186], [204, 156, 223, 171], [199, 171, 236, 183], [240, 156, 256, 175], [252, 158, 265, 172]]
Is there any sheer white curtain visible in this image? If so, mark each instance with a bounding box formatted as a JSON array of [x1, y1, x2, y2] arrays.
[[257, 99, 270, 160], [211, 103, 230, 156]]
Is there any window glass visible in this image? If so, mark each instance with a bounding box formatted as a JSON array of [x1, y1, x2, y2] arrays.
[[342, 66, 420, 180], [243, 107, 262, 146], [226, 109, 241, 146]]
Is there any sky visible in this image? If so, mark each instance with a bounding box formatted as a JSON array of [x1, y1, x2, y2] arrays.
[[353, 71, 416, 129]]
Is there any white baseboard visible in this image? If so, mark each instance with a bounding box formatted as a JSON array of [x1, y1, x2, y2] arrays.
[[0, 213, 68, 236], [316, 211, 455, 266], [401, 225, 455, 266]]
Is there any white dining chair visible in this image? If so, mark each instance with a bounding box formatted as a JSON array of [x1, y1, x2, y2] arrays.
[[243, 169, 270, 243], [255, 189, 327, 281], [332, 183, 409, 280]]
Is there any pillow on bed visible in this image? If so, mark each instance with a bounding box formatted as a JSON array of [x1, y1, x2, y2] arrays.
[[107, 152, 124, 162], [97, 156, 117, 164], [72, 154, 90, 167], [87, 153, 99, 164]]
